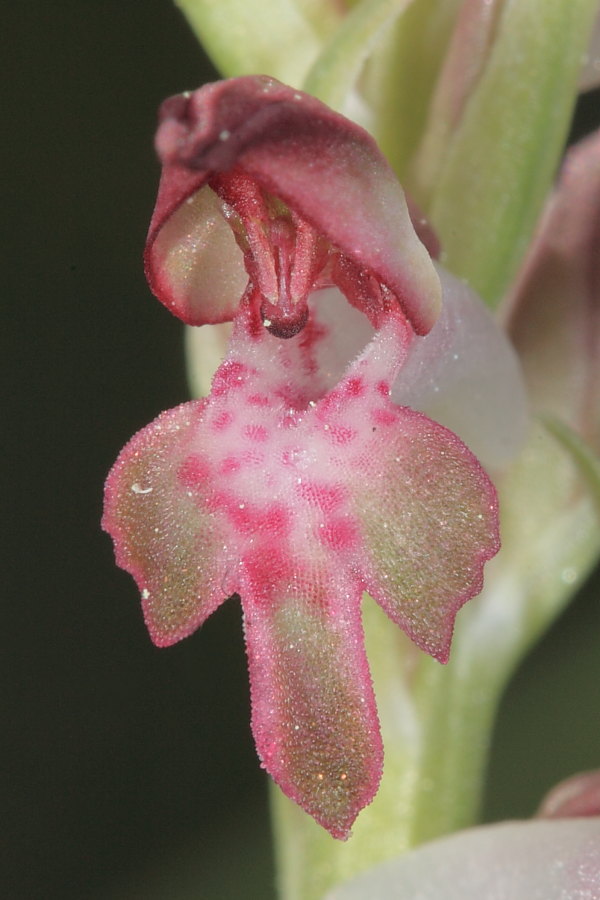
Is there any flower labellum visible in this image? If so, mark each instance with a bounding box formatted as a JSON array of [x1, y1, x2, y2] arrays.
[[104, 76, 499, 839]]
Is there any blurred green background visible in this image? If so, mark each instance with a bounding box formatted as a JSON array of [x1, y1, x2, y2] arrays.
[[2, 3, 599, 898]]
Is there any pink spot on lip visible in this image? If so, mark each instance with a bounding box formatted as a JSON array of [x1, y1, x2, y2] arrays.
[[297, 481, 347, 513], [371, 407, 396, 427], [326, 424, 357, 445], [220, 448, 266, 474], [376, 380, 390, 397], [220, 455, 242, 475], [178, 453, 211, 487], [318, 516, 360, 551], [212, 361, 251, 396], [247, 393, 271, 407], [345, 376, 364, 397], [316, 376, 364, 417], [244, 424, 269, 442], [242, 543, 294, 599], [213, 410, 234, 430], [263, 502, 292, 536], [228, 500, 292, 537]]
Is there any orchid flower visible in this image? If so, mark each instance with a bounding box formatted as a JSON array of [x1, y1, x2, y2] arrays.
[[101, 0, 600, 896], [102, 76, 503, 838]]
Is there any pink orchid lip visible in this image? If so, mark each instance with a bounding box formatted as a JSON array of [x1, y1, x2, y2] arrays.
[[145, 75, 441, 336], [103, 291, 499, 836]]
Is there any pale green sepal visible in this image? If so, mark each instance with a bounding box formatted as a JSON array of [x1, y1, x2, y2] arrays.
[[425, 0, 598, 308], [294, 0, 344, 39], [303, 0, 415, 115], [362, 0, 462, 178], [542, 416, 600, 518], [174, 0, 341, 85], [458, 419, 600, 680], [325, 819, 600, 900]]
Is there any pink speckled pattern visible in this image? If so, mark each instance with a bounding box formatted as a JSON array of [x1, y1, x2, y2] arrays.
[[103, 293, 498, 836]]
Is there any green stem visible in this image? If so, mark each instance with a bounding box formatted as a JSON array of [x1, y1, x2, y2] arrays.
[[303, 0, 412, 110], [362, 0, 462, 179], [425, 0, 598, 307]]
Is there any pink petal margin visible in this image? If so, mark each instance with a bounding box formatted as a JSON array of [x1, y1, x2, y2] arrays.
[[101, 401, 232, 646], [242, 577, 382, 840]]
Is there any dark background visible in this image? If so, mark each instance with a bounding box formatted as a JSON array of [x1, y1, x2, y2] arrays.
[[3, 3, 599, 898]]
